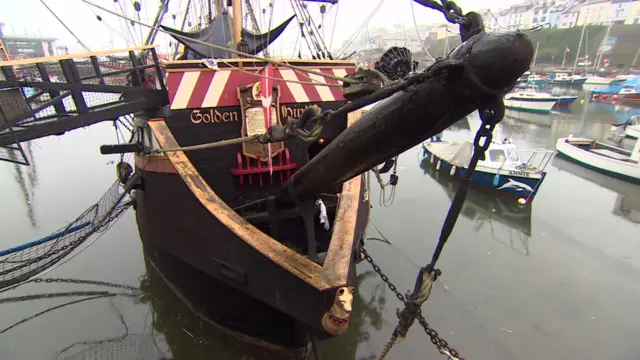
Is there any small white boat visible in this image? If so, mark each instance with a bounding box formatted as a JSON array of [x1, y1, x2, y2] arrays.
[[555, 135, 640, 184], [504, 89, 558, 113], [611, 74, 637, 85], [419, 121, 555, 203], [584, 75, 612, 85], [625, 116, 640, 139]]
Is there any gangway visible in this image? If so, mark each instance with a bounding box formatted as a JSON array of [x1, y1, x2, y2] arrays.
[[0, 45, 168, 165]]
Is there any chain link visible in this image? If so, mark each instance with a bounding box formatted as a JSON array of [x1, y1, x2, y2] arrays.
[[362, 248, 463, 360], [29, 277, 139, 292], [416, 0, 467, 25]]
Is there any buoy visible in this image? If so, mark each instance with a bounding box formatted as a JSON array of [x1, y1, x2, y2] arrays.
[[517, 198, 527, 205], [602, 95, 608, 100], [613, 94, 619, 100], [580, 98, 585, 104], [593, 94, 599, 99], [612, 100, 617, 105]]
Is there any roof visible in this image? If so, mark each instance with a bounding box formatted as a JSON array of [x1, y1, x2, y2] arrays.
[[582, 0, 609, 4], [564, 4, 581, 12], [1, 35, 57, 42], [500, 4, 534, 15]]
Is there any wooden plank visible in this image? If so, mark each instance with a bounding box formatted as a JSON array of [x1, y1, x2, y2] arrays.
[[148, 118, 334, 290], [0, 45, 158, 67], [322, 109, 363, 285]]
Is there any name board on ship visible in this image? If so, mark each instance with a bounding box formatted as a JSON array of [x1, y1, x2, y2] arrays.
[[189, 104, 320, 124]]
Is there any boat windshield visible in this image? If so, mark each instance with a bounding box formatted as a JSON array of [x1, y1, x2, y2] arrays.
[[488, 148, 520, 163]]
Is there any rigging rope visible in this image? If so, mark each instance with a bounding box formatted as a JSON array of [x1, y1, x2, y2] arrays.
[[335, 0, 388, 58], [82, 0, 364, 86]]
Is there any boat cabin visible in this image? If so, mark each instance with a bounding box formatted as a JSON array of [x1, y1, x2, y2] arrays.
[[482, 142, 521, 167]]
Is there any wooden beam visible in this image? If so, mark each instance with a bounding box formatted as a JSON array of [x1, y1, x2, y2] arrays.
[[322, 110, 364, 285], [148, 118, 336, 290]]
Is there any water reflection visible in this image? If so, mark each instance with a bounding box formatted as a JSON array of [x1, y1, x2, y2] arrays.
[[552, 157, 640, 224], [419, 159, 532, 256], [6, 142, 38, 228]]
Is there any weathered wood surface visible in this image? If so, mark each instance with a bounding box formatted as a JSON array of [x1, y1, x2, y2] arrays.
[[322, 110, 363, 285], [148, 117, 364, 289], [279, 31, 534, 203]]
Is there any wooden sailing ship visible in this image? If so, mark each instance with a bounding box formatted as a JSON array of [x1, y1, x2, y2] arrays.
[[0, 0, 536, 356], [132, 0, 369, 354]]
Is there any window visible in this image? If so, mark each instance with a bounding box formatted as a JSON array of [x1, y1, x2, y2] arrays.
[[542, 16, 547, 22], [635, 18, 639, 24], [543, 9, 548, 13], [534, 9, 539, 14], [533, 17, 538, 22], [488, 150, 507, 163]]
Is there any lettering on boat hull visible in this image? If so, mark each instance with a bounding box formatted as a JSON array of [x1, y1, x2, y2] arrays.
[[190, 109, 240, 124], [508, 170, 529, 177]]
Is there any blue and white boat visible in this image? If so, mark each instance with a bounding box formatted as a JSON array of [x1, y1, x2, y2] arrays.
[[419, 131, 555, 203], [503, 89, 558, 113], [526, 74, 548, 86]]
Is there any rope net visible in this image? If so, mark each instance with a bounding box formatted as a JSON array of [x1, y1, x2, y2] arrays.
[[0, 174, 138, 291]]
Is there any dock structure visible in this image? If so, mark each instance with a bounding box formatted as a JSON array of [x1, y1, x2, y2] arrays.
[[0, 45, 168, 165]]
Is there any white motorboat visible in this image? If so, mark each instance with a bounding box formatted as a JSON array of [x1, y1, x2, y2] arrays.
[[504, 88, 558, 113], [625, 116, 640, 139], [584, 75, 612, 85]]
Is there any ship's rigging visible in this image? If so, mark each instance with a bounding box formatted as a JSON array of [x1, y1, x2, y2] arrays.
[[0, 1, 535, 359]]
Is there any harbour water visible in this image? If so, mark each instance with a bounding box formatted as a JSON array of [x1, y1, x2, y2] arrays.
[[1, 92, 640, 360]]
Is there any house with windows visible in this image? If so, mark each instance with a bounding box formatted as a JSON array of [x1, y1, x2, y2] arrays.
[[626, 0, 640, 24], [548, 4, 570, 27], [531, 1, 558, 28], [497, 4, 535, 31], [578, 0, 612, 25], [610, 0, 634, 23], [559, 4, 581, 27]]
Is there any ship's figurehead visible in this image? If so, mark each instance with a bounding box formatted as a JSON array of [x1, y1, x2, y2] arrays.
[[322, 286, 354, 336]]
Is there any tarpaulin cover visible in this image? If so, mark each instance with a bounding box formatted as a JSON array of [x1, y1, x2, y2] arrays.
[[592, 76, 640, 94], [162, 12, 295, 60]]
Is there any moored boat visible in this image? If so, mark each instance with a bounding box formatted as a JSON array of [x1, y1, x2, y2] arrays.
[[624, 116, 640, 139], [555, 135, 640, 183], [527, 73, 548, 86], [555, 95, 578, 107], [419, 132, 554, 204], [130, 2, 372, 354], [584, 75, 612, 86], [549, 71, 588, 86], [504, 89, 558, 113]]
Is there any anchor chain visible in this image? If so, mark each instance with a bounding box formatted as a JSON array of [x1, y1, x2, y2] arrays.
[[362, 248, 461, 360], [365, 97, 505, 360], [28, 277, 139, 292]]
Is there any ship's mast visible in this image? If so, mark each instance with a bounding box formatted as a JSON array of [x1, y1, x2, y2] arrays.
[[215, 0, 223, 17], [232, 0, 243, 48]]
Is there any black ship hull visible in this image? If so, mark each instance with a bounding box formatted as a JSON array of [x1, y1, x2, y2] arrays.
[[134, 166, 369, 351]]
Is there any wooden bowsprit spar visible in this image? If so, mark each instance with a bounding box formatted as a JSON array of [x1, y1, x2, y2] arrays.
[[276, 28, 534, 204]]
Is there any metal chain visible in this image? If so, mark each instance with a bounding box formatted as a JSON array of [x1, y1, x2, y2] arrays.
[[28, 277, 139, 292], [362, 248, 463, 359], [415, 0, 467, 25]]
